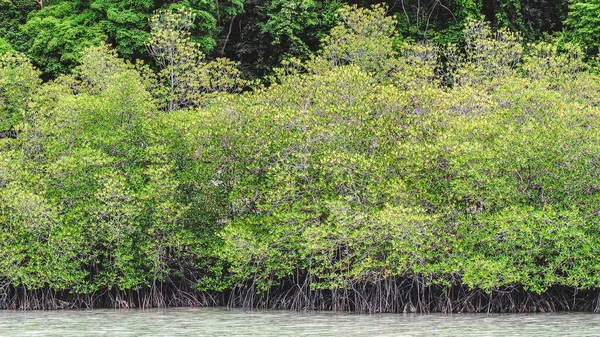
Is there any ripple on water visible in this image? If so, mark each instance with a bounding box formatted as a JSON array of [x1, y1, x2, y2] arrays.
[[1, 308, 600, 337]]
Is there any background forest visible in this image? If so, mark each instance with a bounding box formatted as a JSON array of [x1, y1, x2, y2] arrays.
[[1, 1, 600, 312], [0, 0, 599, 78]]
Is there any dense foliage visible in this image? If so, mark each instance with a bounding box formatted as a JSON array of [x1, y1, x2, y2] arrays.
[[0, 0, 598, 78], [1, 5, 600, 312]]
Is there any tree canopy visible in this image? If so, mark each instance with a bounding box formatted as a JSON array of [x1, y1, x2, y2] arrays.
[[0, 0, 597, 78]]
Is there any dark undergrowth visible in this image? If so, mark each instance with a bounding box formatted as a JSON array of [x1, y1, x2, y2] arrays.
[[3, 279, 600, 313]]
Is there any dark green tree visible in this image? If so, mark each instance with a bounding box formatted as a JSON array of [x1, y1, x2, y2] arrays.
[[0, 0, 38, 52], [21, 2, 105, 76], [565, 0, 600, 54], [224, 0, 342, 77]]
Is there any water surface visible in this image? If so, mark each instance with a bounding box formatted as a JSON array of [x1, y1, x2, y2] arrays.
[[1, 308, 599, 336]]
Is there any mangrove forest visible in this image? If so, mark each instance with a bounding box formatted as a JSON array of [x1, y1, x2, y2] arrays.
[[1, 1, 600, 313]]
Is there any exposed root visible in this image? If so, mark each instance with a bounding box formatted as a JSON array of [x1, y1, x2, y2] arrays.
[[1, 276, 599, 313], [223, 277, 600, 313]]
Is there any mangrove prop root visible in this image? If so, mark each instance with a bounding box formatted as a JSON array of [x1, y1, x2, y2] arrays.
[[1, 277, 599, 313]]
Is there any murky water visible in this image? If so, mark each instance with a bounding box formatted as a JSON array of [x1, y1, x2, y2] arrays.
[[1, 308, 600, 336]]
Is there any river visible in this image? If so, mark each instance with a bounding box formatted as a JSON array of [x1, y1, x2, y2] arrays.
[[1, 308, 600, 336]]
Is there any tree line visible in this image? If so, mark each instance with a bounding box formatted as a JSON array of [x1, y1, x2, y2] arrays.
[[0, 0, 599, 79], [1, 5, 600, 312]]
